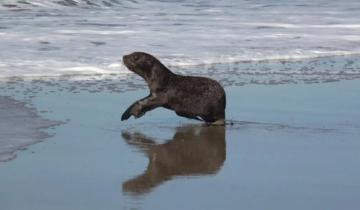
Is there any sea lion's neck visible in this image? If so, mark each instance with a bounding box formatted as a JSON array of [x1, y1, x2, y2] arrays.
[[147, 64, 175, 93]]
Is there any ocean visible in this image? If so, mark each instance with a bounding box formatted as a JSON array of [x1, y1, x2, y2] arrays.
[[1, 0, 360, 82]]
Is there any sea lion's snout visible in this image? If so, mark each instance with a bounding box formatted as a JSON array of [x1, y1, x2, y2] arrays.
[[122, 54, 133, 68], [123, 53, 143, 69], [123, 54, 129, 61], [122, 52, 155, 77]]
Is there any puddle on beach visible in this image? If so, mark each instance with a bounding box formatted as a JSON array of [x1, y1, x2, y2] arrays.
[[0, 79, 359, 210]]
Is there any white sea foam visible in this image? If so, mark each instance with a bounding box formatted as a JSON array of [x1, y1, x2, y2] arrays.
[[0, 0, 360, 78], [56, 30, 137, 35]]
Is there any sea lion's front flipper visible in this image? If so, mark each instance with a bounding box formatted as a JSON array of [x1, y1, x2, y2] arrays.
[[121, 94, 163, 121], [121, 102, 145, 121], [121, 105, 134, 121]]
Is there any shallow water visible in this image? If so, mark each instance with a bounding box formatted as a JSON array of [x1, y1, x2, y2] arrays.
[[0, 80, 359, 210], [1, 0, 360, 78]]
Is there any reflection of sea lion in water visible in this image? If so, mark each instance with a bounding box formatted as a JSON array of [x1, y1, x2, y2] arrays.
[[122, 125, 226, 195], [121, 52, 226, 125]]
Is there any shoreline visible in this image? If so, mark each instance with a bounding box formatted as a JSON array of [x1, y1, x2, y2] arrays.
[[1, 54, 360, 87]]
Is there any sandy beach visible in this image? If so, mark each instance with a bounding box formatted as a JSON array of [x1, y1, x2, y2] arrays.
[[0, 76, 359, 210], [1, 1, 360, 209]]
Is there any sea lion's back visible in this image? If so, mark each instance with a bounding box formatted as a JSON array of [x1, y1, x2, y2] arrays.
[[166, 75, 225, 121]]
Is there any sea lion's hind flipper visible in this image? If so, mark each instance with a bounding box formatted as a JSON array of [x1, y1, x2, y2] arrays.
[[175, 112, 202, 121], [210, 118, 225, 126]]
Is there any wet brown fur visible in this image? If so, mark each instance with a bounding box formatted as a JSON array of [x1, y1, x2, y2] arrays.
[[121, 52, 226, 124]]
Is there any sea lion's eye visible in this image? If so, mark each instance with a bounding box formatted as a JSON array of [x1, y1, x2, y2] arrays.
[[133, 55, 139, 60]]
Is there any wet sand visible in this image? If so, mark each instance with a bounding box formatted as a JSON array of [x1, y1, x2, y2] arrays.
[[0, 96, 62, 161], [0, 79, 359, 210]]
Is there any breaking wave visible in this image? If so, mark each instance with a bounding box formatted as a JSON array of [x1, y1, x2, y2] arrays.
[[0, 0, 360, 80]]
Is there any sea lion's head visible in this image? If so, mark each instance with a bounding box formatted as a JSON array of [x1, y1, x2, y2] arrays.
[[123, 52, 173, 90], [123, 52, 161, 80]]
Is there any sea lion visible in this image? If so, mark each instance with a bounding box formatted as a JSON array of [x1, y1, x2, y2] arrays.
[[121, 52, 226, 125]]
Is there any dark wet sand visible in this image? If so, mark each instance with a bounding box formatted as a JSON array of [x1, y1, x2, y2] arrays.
[[0, 79, 359, 210]]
